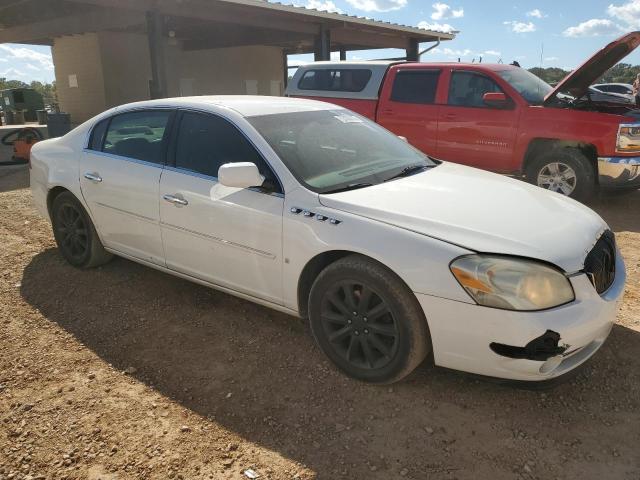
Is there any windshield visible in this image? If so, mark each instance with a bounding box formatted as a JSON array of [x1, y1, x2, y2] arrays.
[[497, 68, 553, 105], [247, 110, 435, 194]]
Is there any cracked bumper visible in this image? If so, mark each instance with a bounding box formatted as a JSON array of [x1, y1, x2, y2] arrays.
[[416, 250, 626, 381], [598, 156, 640, 189]]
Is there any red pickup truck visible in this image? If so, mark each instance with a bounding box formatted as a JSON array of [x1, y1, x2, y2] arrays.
[[286, 32, 640, 200]]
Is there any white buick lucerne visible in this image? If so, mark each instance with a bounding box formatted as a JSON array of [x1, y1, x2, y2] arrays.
[[30, 96, 626, 384]]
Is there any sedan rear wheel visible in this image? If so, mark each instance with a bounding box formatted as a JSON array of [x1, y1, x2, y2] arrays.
[[51, 192, 112, 268], [309, 255, 430, 384]]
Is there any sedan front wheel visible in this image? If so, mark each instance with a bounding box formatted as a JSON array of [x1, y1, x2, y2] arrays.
[[308, 255, 430, 384]]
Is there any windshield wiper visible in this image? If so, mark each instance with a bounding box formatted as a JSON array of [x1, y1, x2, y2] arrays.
[[322, 183, 373, 194], [384, 164, 431, 182]]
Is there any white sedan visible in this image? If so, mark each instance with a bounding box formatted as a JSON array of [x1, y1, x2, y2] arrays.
[[30, 96, 626, 384]]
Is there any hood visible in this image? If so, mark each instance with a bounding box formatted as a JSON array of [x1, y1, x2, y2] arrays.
[[319, 163, 607, 273], [544, 31, 640, 105]]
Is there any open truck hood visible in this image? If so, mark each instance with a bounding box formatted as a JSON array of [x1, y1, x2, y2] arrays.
[[544, 31, 640, 105]]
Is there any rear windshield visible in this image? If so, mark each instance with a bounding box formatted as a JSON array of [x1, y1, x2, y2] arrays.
[[298, 69, 373, 93]]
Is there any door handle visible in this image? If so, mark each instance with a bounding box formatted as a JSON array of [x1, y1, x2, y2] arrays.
[[84, 172, 102, 183], [444, 113, 457, 120], [163, 194, 189, 206]]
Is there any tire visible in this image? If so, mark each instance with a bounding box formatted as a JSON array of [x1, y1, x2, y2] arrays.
[[51, 191, 112, 268], [308, 254, 430, 384], [525, 148, 596, 202]]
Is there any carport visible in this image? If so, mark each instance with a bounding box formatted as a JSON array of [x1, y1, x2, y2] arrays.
[[0, 0, 454, 124]]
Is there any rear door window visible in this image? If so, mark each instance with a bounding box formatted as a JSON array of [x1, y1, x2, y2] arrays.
[[88, 118, 109, 151], [103, 110, 172, 164], [390, 70, 440, 104], [298, 69, 372, 92], [448, 71, 504, 108]]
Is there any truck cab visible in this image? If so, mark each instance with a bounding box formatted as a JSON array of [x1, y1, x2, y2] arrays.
[[286, 32, 640, 200]]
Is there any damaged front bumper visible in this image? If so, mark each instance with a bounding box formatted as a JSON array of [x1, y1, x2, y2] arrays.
[[415, 250, 626, 382], [598, 156, 640, 189]]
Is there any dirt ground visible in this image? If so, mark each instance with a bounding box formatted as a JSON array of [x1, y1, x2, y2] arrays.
[[0, 162, 639, 480]]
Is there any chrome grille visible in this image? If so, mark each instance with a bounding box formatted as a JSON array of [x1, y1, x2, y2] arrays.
[[584, 230, 616, 294]]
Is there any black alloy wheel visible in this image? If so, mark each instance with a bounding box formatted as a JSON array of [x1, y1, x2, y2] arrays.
[[320, 281, 399, 370], [309, 255, 430, 384], [54, 202, 89, 263], [51, 191, 112, 268]]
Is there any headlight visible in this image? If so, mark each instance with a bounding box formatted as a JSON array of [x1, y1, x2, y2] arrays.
[[450, 255, 575, 311], [616, 124, 640, 153]]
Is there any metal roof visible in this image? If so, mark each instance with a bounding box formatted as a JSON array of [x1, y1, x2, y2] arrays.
[[221, 0, 457, 40]]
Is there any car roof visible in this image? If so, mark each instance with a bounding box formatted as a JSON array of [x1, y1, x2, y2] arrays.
[[294, 60, 518, 72], [112, 95, 341, 118]]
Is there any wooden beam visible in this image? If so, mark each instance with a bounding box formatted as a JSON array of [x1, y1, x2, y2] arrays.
[[331, 27, 409, 50], [68, 0, 321, 35], [0, 9, 145, 43], [182, 28, 313, 51]]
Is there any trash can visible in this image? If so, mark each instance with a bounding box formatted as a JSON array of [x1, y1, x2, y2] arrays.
[[47, 112, 71, 138], [12, 110, 26, 125], [36, 109, 48, 125]]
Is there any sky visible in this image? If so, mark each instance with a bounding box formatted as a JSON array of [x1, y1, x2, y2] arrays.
[[2, 0, 640, 84]]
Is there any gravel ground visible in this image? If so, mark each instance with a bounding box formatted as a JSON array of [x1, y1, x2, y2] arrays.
[[0, 163, 639, 480]]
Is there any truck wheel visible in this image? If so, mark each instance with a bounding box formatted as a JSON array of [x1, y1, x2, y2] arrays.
[[51, 191, 112, 268], [308, 254, 430, 384], [525, 149, 596, 201]]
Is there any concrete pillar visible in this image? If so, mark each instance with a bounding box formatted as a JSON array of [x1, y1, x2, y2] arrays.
[[146, 10, 167, 99], [406, 38, 419, 62], [283, 50, 289, 88], [314, 25, 331, 61], [340, 48, 346, 61]]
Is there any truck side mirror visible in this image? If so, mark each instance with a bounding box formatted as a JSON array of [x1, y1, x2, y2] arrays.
[[483, 92, 509, 108]]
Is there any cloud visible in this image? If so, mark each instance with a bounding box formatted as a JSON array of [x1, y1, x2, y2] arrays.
[[305, 0, 342, 13], [607, 0, 640, 27], [544, 56, 559, 61], [562, 18, 624, 37], [428, 46, 498, 60], [1, 67, 27, 78], [345, 0, 407, 12], [0, 45, 53, 70], [562, 0, 638, 39], [527, 9, 546, 18], [503, 20, 536, 33], [0, 58, 8, 63], [418, 20, 456, 33], [431, 2, 463, 20]]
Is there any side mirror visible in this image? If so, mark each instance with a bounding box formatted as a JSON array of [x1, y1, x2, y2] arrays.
[[483, 92, 508, 108], [218, 162, 265, 189]]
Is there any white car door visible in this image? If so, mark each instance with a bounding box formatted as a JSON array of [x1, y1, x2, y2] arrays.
[[159, 110, 284, 304], [80, 109, 174, 265]]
